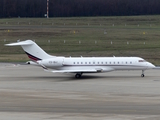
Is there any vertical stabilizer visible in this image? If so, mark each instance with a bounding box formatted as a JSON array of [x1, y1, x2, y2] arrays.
[[5, 40, 55, 61]]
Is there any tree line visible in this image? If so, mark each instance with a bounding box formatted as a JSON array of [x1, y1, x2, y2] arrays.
[[0, 0, 160, 18]]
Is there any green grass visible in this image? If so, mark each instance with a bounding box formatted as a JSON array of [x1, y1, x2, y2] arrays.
[[0, 15, 160, 65]]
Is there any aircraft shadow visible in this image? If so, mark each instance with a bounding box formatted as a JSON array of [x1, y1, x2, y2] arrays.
[[4, 75, 144, 82]]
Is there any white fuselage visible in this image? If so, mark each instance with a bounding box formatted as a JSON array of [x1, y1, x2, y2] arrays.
[[6, 40, 156, 78], [40, 57, 155, 72]]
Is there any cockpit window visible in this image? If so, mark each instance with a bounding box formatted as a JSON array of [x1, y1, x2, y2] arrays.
[[138, 60, 146, 62]]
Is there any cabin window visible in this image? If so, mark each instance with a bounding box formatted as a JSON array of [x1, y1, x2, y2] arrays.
[[81, 62, 83, 64], [110, 62, 111, 64], [114, 62, 115, 64], [130, 62, 132, 64], [98, 62, 99, 64], [77, 62, 79, 64], [73, 62, 75, 64], [101, 62, 103, 64], [126, 62, 127, 64], [118, 62, 119, 64], [85, 62, 87, 64], [106, 62, 107, 64], [93, 62, 95, 64]]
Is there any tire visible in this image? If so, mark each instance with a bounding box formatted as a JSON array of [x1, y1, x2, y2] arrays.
[[75, 74, 81, 78], [141, 74, 144, 77]]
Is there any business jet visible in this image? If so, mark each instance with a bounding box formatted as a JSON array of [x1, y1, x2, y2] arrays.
[[5, 40, 155, 78]]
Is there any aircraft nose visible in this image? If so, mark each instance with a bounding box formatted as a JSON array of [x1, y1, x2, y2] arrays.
[[148, 62, 155, 69]]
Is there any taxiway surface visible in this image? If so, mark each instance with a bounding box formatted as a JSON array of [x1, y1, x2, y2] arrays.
[[0, 63, 160, 120]]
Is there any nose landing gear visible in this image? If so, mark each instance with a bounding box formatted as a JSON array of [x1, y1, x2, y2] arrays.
[[141, 74, 145, 77], [141, 70, 145, 77]]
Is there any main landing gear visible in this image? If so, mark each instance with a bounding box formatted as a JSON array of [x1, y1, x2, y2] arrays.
[[141, 70, 145, 77], [75, 73, 82, 78]]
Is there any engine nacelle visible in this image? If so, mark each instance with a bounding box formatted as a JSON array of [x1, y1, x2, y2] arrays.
[[26, 61, 39, 66], [40, 58, 64, 68]]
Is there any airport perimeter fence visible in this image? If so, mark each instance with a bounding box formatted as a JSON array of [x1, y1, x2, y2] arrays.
[[1, 38, 158, 48], [0, 21, 156, 28]]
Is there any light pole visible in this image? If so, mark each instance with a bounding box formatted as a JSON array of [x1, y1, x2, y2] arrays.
[[47, 0, 49, 18]]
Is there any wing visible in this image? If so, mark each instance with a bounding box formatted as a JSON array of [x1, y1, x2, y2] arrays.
[[45, 69, 98, 73], [44, 67, 114, 73]]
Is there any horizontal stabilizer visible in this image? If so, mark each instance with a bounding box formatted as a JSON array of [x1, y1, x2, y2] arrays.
[[5, 40, 33, 46]]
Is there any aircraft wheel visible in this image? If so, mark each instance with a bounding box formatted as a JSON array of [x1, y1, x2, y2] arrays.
[[141, 74, 145, 77], [75, 74, 81, 78]]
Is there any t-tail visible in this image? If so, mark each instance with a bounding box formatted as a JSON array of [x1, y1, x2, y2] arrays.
[[5, 40, 55, 61]]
